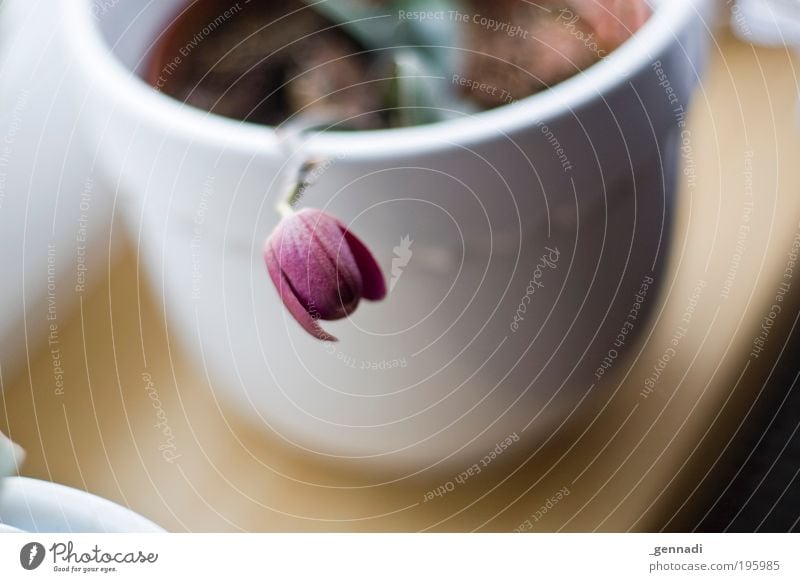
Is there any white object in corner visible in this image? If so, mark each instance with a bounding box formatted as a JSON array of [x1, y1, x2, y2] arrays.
[[732, 0, 800, 45], [0, 477, 163, 533]]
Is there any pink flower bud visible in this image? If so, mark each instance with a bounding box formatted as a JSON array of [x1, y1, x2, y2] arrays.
[[264, 208, 387, 341]]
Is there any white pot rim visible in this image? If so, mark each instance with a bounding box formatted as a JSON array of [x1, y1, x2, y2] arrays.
[[64, 0, 706, 157]]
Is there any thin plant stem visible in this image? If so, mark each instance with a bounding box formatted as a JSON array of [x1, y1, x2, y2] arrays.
[[273, 110, 341, 216]]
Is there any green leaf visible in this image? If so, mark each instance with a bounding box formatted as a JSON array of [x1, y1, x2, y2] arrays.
[[396, 0, 464, 75], [299, 0, 399, 49], [388, 49, 462, 126], [298, 0, 475, 127]]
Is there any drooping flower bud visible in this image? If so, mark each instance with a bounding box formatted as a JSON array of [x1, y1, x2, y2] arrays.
[[264, 208, 386, 341]]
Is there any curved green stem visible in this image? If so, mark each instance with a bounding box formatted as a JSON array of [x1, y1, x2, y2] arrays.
[[274, 112, 341, 217]]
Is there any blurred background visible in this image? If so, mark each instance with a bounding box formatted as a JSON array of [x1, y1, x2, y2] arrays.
[[1, 0, 799, 532]]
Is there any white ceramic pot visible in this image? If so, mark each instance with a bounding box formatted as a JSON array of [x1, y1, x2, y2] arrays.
[[0, 0, 118, 382], [0, 477, 162, 533], [62, 0, 714, 471]]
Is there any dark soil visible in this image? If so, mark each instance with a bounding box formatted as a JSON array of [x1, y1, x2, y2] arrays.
[[145, 0, 647, 127], [461, 1, 611, 108], [146, 0, 389, 128]]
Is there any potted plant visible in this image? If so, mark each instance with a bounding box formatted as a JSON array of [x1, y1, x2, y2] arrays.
[[0, 431, 162, 533], [62, 0, 715, 472]]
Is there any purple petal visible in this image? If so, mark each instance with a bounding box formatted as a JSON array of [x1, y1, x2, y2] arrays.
[[264, 238, 338, 342], [264, 208, 387, 341], [341, 227, 387, 301], [296, 209, 362, 318]]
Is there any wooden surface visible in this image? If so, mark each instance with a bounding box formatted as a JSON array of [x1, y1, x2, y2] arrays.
[[2, 31, 799, 532]]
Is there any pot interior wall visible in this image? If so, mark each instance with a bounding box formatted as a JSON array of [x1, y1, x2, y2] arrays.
[[95, 0, 185, 74]]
